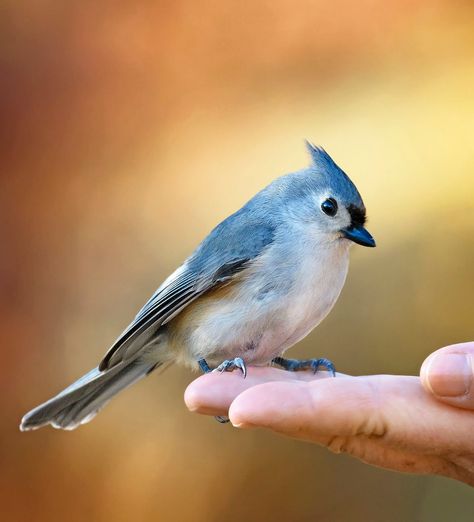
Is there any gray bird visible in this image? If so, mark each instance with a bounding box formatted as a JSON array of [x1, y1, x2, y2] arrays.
[[20, 142, 375, 431]]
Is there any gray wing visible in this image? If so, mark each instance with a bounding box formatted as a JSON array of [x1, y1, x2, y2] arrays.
[[99, 209, 275, 370]]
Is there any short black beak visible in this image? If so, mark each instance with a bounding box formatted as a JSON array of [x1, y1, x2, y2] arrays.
[[342, 225, 376, 247]]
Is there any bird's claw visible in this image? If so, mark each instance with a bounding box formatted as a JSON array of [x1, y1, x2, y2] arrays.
[[196, 357, 245, 424], [308, 358, 336, 376], [214, 416, 230, 423], [272, 356, 336, 377], [213, 357, 247, 378]]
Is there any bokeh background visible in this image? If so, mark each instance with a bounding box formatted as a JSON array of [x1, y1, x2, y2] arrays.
[[2, 0, 474, 520]]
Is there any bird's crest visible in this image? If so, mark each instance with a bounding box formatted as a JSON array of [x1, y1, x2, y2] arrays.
[[305, 140, 337, 170]]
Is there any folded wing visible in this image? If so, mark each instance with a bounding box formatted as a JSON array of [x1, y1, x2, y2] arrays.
[[99, 211, 275, 370]]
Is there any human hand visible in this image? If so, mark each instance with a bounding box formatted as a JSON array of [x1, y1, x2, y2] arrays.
[[185, 342, 474, 486]]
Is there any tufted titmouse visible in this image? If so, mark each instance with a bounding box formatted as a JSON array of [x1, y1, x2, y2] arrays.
[[20, 142, 375, 431]]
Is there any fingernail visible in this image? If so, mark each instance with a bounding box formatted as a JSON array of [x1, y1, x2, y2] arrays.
[[426, 354, 472, 397]]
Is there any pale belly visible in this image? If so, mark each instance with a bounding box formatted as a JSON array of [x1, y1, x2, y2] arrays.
[[166, 241, 350, 369]]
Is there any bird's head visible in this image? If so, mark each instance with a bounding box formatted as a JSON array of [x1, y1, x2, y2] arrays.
[[286, 142, 376, 248]]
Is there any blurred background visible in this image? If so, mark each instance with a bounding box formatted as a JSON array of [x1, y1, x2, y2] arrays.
[[2, 0, 474, 520]]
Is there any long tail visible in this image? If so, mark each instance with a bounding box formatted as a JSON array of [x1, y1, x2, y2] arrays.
[[20, 356, 160, 431]]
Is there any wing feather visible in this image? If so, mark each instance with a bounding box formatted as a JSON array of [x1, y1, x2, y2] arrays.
[[99, 280, 200, 370], [99, 210, 275, 370]]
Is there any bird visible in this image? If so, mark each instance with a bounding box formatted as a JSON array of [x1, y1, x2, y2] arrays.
[[20, 142, 376, 431]]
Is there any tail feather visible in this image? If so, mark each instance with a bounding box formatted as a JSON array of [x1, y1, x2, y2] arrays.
[[20, 357, 159, 431]]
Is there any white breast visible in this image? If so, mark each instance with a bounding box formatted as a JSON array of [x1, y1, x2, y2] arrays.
[[277, 239, 350, 351], [170, 229, 351, 368]]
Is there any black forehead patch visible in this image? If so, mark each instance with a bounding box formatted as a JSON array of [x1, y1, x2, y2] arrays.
[[347, 204, 366, 227]]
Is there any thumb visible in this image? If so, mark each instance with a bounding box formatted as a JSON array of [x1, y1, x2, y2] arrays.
[[420, 342, 474, 410]]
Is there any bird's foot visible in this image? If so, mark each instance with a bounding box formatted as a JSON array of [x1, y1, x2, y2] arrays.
[[213, 357, 247, 378], [196, 358, 247, 424], [198, 358, 212, 374], [272, 356, 336, 376]]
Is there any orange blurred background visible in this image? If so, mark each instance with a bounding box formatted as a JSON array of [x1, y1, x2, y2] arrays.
[[2, 1, 474, 520]]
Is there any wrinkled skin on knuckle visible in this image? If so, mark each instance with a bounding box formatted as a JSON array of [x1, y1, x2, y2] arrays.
[[323, 433, 381, 461], [330, 378, 389, 438], [325, 435, 352, 455], [354, 380, 389, 438], [446, 452, 474, 485]]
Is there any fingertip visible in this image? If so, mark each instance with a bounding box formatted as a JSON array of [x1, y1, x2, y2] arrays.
[[421, 352, 473, 398], [184, 378, 206, 413], [420, 343, 474, 389], [227, 391, 260, 428], [419, 343, 474, 411], [228, 381, 308, 430], [184, 372, 226, 414]]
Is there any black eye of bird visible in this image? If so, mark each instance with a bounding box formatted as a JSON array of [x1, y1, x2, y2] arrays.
[[321, 198, 338, 217]]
